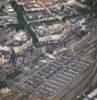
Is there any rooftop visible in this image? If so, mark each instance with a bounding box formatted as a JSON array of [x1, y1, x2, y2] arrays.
[[22, 52, 93, 99], [32, 22, 64, 37], [0, 26, 29, 47]]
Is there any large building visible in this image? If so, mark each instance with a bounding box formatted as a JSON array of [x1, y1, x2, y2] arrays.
[[15, 0, 86, 55], [21, 52, 95, 100]]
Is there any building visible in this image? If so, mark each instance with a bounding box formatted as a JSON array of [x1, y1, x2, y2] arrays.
[[0, 25, 31, 53], [0, 88, 27, 100], [0, 3, 17, 26], [21, 52, 95, 100], [0, 50, 14, 72], [16, 0, 86, 54], [23, 1, 85, 46]]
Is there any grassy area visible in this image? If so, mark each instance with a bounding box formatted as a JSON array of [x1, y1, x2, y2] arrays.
[[76, 7, 90, 15], [10, 0, 38, 45], [7, 69, 22, 79], [74, 5, 90, 16]]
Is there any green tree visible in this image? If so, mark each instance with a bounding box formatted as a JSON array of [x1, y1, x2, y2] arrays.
[[0, 5, 5, 11], [84, 0, 97, 17], [61, 5, 64, 12], [0, 81, 7, 89]]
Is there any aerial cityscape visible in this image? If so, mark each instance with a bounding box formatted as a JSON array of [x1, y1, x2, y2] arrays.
[[0, 0, 97, 100]]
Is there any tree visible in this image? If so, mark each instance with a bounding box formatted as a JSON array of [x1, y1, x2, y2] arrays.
[[84, 0, 97, 17], [0, 5, 5, 11], [0, 81, 7, 89], [61, 5, 64, 12]]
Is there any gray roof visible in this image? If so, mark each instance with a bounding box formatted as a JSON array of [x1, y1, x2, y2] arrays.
[[0, 27, 16, 44], [22, 53, 93, 98]]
